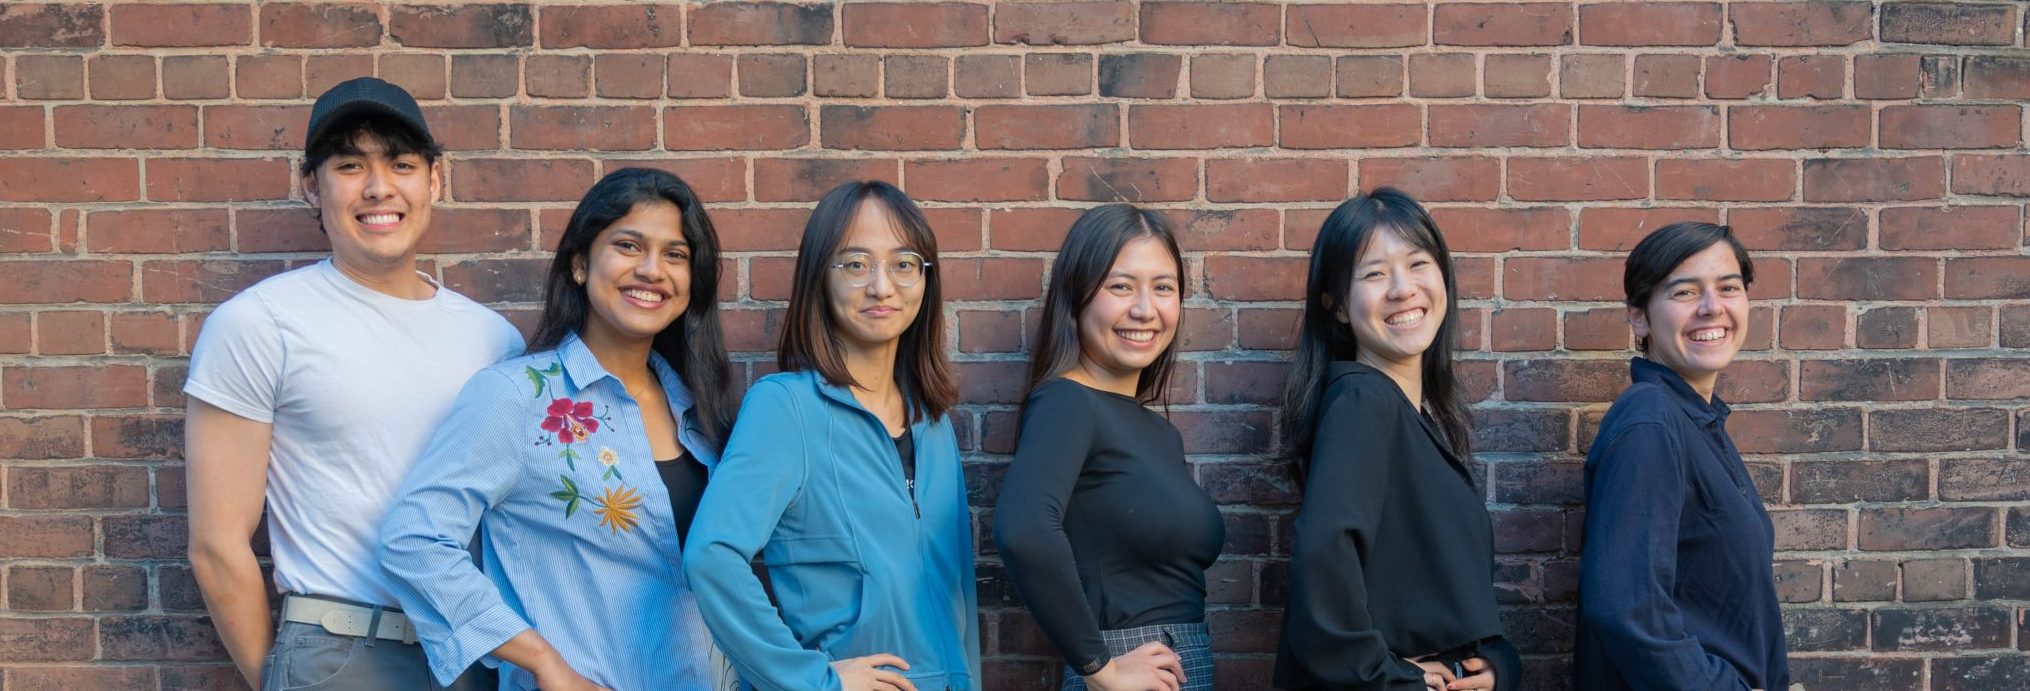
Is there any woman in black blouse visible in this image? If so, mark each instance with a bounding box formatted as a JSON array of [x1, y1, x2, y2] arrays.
[[1572, 222, 1787, 691], [1275, 188, 1519, 691], [996, 204, 1223, 691]]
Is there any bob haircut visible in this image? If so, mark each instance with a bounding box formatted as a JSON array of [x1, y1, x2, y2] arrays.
[[1024, 203, 1184, 404], [526, 167, 736, 447], [1623, 222, 1755, 352], [777, 180, 958, 422], [298, 112, 443, 177], [1278, 187, 1472, 470]]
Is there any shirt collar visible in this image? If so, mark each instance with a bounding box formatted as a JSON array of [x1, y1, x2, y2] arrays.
[[558, 331, 696, 412], [1629, 356, 1729, 426]]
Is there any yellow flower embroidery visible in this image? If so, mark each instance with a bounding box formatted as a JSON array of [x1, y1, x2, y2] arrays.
[[592, 484, 643, 534], [597, 446, 619, 468]]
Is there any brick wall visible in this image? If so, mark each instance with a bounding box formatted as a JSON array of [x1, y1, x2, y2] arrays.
[[1, 1, 2027, 689]]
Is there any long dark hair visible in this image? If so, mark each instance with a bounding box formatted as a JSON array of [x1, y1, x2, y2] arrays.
[[1624, 222, 1755, 352], [527, 167, 735, 446], [1279, 187, 1472, 471], [777, 180, 958, 422], [1024, 203, 1184, 404]]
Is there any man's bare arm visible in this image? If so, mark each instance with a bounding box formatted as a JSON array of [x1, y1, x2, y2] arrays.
[[185, 399, 277, 688]]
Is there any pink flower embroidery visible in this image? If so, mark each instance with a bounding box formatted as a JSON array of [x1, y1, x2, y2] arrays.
[[541, 398, 600, 444]]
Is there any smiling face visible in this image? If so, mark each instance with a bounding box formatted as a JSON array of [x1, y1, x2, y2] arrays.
[[1075, 234, 1182, 391], [826, 201, 926, 353], [1338, 226, 1448, 373], [1630, 242, 1749, 398], [302, 134, 441, 273], [576, 200, 692, 347]]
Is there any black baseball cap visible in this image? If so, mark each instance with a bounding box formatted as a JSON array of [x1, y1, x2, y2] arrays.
[[304, 77, 435, 153]]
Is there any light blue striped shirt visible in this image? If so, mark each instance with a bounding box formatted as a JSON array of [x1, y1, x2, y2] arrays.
[[380, 332, 722, 690]]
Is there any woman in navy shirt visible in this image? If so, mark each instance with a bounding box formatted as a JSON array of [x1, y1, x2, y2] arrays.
[[1574, 222, 1789, 691]]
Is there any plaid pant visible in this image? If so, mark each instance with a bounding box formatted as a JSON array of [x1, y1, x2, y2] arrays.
[[1060, 621, 1214, 691]]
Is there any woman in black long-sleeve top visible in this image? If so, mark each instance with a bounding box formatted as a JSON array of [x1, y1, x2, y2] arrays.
[[1276, 188, 1520, 691], [1573, 222, 1788, 691], [997, 204, 1224, 691]]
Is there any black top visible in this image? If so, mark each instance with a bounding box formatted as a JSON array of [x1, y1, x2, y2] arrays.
[[994, 378, 1226, 674], [1573, 358, 1789, 691], [654, 454, 708, 545], [1275, 362, 1520, 691], [893, 428, 916, 485]]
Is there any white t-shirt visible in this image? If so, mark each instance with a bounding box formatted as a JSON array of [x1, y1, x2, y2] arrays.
[[185, 259, 523, 607]]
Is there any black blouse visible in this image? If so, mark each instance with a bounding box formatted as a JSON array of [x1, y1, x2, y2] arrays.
[[1573, 358, 1789, 691], [1275, 362, 1520, 691], [995, 378, 1226, 674], [654, 455, 708, 545]]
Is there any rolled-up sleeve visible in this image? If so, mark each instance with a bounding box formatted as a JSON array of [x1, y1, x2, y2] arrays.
[[378, 369, 533, 685]]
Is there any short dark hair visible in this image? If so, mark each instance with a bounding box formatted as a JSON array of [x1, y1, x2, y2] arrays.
[[777, 180, 957, 422], [527, 168, 736, 446], [1623, 222, 1755, 351], [1024, 203, 1184, 404], [299, 113, 444, 177]]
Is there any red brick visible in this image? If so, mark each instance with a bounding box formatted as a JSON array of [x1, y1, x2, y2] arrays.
[[1705, 54, 1773, 99], [1729, 207, 1867, 251], [954, 55, 1019, 98], [1336, 55, 1405, 98], [1881, 105, 2022, 149], [33, 311, 100, 356], [1164, 209, 1279, 252], [1731, 1, 1873, 46], [1140, 2, 1278, 46], [84, 208, 228, 255], [884, 55, 947, 99], [1946, 257, 2030, 299], [448, 54, 516, 98], [524, 54, 589, 98], [413, 208, 530, 255], [1657, 159, 1795, 202], [388, 3, 532, 48], [110, 3, 250, 48], [1778, 304, 1847, 350], [450, 158, 597, 202], [1562, 308, 1630, 350], [0, 208, 54, 255], [1485, 54, 1553, 99], [710, 209, 807, 253], [1803, 156, 1945, 202], [1729, 105, 1871, 150], [1577, 105, 1718, 149], [1129, 104, 1272, 149], [145, 158, 291, 202], [0, 4, 104, 48], [1206, 159, 1347, 203], [139, 259, 287, 304], [378, 53, 447, 100], [1798, 258, 1939, 301], [0, 618, 95, 661], [6, 665, 159, 689], [540, 3, 683, 49], [1279, 104, 1421, 150], [305, 53, 373, 95], [1579, 2, 1722, 46], [842, 2, 987, 48], [739, 53, 807, 98], [923, 208, 982, 253], [1857, 306, 1919, 349], [1882, 206, 2021, 250], [1946, 359, 2030, 400], [0, 159, 140, 203], [1965, 56, 2030, 99], [937, 257, 1046, 301], [1578, 207, 1721, 252], [665, 105, 809, 151], [995, 1, 1133, 45], [4, 365, 146, 409], [665, 54, 733, 99], [1097, 53, 1176, 98], [599, 157, 745, 203], [1433, 3, 1572, 46], [1203, 256, 1306, 301], [1881, 2, 2018, 46], [1854, 54, 1923, 100], [419, 105, 500, 151], [986, 208, 1082, 252], [752, 157, 896, 203], [1291, 3, 1428, 48], [1428, 208, 1568, 253], [202, 105, 308, 151], [1505, 359, 1627, 402], [509, 106, 656, 152], [1428, 104, 1568, 148], [1777, 55, 1846, 99], [0, 414, 84, 459], [1359, 157, 1498, 203], [1861, 508, 1997, 550], [9, 465, 150, 510], [260, 2, 381, 48], [162, 55, 231, 101], [1928, 306, 1992, 349], [1504, 257, 1624, 301], [0, 259, 132, 305], [0, 106, 44, 149], [15, 54, 85, 100], [821, 105, 963, 151], [235, 54, 304, 100], [110, 312, 182, 355], [1951, 154, 2030, 196], [1490, 308, 1557, 352], [1056, 157, 1197, 203], [52, 105, 196, 150], [975, 105, 1118, 150], [687, 1, 831, 46], [1190, 54, 1256, 100], [905, 158, 1048, 203], [1507, 157, 1649, 201], [1407, 53, 1475, 98], [87, 54, 157, 100]]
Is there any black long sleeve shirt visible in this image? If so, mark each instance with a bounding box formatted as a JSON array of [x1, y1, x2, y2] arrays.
[[1574, 358, 1790, 691], [995, 378, 1225, 673], [1275, 362, 1519, 691]]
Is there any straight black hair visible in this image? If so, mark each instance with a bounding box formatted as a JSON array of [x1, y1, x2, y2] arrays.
[[527, 167, 736, 447], [1024, 203, 1184, 404], [1279, 187, 1472, 471], [777, 180, 958, 422], [1623, 222, 1756, 352], [298, 112, 443, 177]]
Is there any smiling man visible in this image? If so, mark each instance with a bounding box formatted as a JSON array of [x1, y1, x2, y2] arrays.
[[183, 78, 523, 690]]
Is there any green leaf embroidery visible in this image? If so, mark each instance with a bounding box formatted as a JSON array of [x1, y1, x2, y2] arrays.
[[559, 446, 579, 470], [551, 475, 583, 518], [524, 363, 563, 399]]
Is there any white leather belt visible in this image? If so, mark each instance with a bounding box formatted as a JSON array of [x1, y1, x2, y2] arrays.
[[281, 595, 419, 644]]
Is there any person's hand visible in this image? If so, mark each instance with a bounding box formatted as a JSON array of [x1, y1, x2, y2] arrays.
[[1409, 657, 1456, 691], [1084, 641, 1185, 691], [833, 654, 918, 691], [530, 660, 610, 691], [1446, 657, 1495, 690]]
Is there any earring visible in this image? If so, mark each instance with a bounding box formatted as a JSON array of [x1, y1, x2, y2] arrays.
[[573, 270, 585, 285]]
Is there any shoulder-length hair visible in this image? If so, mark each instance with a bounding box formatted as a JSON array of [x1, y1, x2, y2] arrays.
[[1623, 221, 1755, 352], [1024, 203, 1184, 404], [1278, 187, 1472, 471], [777, 180, 957, 422], [527, 167, 736, 447]]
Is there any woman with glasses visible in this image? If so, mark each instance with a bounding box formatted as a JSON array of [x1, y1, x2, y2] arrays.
[[996, 204, 1220, 691], [684, 180, 979, 691]]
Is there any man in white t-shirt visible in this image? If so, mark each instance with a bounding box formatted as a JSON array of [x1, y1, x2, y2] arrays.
[[184, 77, 522, 690]]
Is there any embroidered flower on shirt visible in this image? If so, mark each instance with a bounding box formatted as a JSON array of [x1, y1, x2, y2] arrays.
[[597, 446, 624, 481], [592, 484, 644, 534], [542, 398, 601, 443]]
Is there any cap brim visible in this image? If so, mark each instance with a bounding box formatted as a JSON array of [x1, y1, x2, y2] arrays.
[[305, 101, 434, 151]]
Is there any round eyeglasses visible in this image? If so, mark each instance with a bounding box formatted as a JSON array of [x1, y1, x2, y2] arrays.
[[829, 252, 932, 288]]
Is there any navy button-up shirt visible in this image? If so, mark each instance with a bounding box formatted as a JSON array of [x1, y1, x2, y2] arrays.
[[1574, 358, 1790, 691]]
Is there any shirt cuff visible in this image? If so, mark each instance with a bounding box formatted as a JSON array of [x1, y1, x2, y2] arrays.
[[1075, 653, 1111, 677], [432, 603, 531, 685]]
